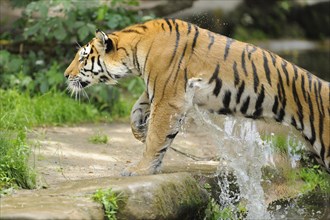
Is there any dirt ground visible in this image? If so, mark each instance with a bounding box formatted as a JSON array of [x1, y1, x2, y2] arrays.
[[29, 122, 218, 187]]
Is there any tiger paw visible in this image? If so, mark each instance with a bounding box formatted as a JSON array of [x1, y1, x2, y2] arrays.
[[121, 162, 158, 176]]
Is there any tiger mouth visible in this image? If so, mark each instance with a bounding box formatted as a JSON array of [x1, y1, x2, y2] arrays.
[[67, 77, 90, 89]]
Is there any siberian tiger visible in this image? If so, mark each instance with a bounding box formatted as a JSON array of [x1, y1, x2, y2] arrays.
[[64, 19, 330, 176]]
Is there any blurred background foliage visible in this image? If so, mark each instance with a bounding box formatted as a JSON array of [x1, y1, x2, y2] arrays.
[[1, 0, 152, 114]]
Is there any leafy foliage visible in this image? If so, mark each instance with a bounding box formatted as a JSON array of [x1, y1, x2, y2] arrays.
[[2, 0, 152, 114], [17, 0, 150, 44], [92, 188, 122, 220]]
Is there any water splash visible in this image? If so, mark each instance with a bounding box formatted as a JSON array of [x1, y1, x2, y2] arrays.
[[191, 106, 273, 219]]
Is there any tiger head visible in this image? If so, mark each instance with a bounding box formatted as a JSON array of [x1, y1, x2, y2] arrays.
[[64, 30, 134, 93]]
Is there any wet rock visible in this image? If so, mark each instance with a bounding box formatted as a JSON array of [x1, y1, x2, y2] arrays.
[[1, 173, 209, 220]]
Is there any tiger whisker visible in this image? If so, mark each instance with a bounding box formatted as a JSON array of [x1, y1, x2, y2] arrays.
[[75, 41, 82, 50]]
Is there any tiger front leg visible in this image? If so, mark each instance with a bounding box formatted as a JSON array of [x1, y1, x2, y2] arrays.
[[123, 101, 185, 176], [130, 91, 150, 143]]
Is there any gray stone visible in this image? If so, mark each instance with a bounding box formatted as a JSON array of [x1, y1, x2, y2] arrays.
[[1, 173, 209, 220]]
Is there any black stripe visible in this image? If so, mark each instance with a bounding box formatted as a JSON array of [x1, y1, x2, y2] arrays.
[[209, 64, 222, 97], [102, 61, 115, 79], [262, 51, 272, 86], [161, 23, 165, 31], [307, 71, 312, 91], [99, 75, 109, 82], [247, 45, 257, 60], [240, 96, 250, 115], [307, 94, 316, 145], [224, 37, 234, 61], [173, 43, 188, 82], [317, 80, 324, 116], [314, 81, 323, 117], [253, 85, 265, 118], [233, 61, 240, 86], [268, 51, 276, 66], [133, 40, 141, 72], [117, 47, 129, 56], [192, 25, 199, 51], [218, 91, 232, 115], [136, 24, 148, 31], [143, 41, 154, 74], [276, 69, 286, 122], [318, 102, 325, 162], [301, 74, 307, 102], [168, 22, 181, 67], [281, 60, 290, 86], [272, 96, 279, 115], [223, 90, 231, 109], [292, 64, 298, 80], [150, 74, 158, 103], [123, 62, 132, 74], [252, 61, 259, 93], [184, 68, 188, 92], [122, 29, 142, 34], [207, 32, 215, 50], [241, 50, 248, 76], [166, 131, 179, 139], [291, 116, 297, 128], [276, 108, 285, 122], [292, 79, 304, 130], [164, 18, 172, 33], [90, 56, 95, 74], [187, 22, 192, 35], [146, 72, 151, 95], [277, 68, 286, 107], [236, 81, 245, 104], [97, 56, 104, 72]]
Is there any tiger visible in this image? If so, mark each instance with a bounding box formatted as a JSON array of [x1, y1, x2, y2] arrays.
[[64, 18, 330, 176]]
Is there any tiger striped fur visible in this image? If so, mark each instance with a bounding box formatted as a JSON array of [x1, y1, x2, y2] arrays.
[[64, 19, 330, 175]]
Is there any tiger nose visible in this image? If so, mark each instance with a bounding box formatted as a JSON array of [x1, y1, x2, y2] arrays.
[[64, 68, 71, 79]]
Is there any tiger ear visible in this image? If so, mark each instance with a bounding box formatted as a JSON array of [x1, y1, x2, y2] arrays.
[[95, 29, 114, 53]]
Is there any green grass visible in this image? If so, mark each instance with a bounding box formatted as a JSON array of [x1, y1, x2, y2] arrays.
[[0, 130, 36, 191], [262, 134, 330, 192], [89, 132, 109, 144], [0, 89, 110, 129], [92, 188, 121, 220], [0, 89, 112, 192]]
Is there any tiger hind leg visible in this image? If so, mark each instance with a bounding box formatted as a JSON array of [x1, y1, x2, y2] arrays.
[[130, 91, 150, 143]]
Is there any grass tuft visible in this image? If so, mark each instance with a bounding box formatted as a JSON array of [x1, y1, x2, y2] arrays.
[[0, 89, 112, 192], [92, 188, 121, 220]]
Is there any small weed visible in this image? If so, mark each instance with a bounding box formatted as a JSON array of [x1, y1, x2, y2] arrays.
[[92, 188, 121, 220], [88, 132, 109, 144], [204, 198, 247, 220], [298, 165, 330, 193]]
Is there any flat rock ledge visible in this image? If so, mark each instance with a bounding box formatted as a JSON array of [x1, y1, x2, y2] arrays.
[[1, 172, 210, 220]]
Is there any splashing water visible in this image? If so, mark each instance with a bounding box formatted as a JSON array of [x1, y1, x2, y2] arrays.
[[191, 106, 274, 219]]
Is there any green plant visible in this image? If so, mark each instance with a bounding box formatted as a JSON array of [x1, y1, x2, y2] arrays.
[[204, 198, 247, 220], [0, 130, 36, 192], [89, 133, 109, 144], [298, 165, 330, 193], [92, 188, 121, 220]]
